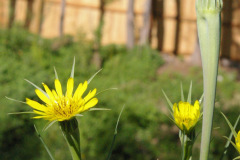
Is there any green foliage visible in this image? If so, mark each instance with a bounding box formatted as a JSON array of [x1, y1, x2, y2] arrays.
[[1, 26, 240, 160]]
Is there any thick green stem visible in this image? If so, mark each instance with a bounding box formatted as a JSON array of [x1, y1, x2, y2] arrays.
[[196, 0, 222, 160], [183, 136, 193, 160], [179, 130, 195, 160], [59, 118, 82, 160]]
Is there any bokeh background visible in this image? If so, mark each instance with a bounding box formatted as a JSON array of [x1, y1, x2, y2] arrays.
[[0, 0, 240, 159]]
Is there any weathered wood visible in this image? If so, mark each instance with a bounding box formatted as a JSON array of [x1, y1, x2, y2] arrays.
[[38, 0, 45, 34], [59, 0, 66, 37], [92, 0, 106, 69], [8, 0, 17, 28], [139, 0, 151, 45], [24, 0, 34, 29], [126, 0, 134, 49], [0, 0, 239, 60], [221, 0, 232, 59], [174, 0, 180, 55]]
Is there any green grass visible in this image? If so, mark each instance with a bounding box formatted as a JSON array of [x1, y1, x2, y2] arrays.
[[0, 26, 240, 159]]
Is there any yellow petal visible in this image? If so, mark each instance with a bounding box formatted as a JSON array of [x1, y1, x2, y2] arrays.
[[32, 116, 49, 119], [194, 100, 200, 109], [81, 98, 98, 112], [73, 81, 88, 99], [52, 90, 58, 99], [84, 88, 97, 103], [33, 110, 47, 115], [42, 83, 55, 101], [26, 98, 47, 112], [55, 79, 63, 97], [35, 89, 51, 105], [66, 78, 74, 98]]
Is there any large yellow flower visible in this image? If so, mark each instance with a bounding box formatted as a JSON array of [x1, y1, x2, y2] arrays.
[[173, 100, 200, 132], [235, 131, 240, 153], [26, 78, 98, 121]]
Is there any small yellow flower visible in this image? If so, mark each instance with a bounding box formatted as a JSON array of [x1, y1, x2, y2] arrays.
[[236, 131, 240, 153], [26, 78, 98, 122], [173, 100, 200, 132]]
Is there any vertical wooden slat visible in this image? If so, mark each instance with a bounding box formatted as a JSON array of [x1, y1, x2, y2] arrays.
[[139, 0, 151, 45], [126, 0, 135, 49], [24, 0, 34, 29], [59, 0, 66, 36], [38, 0, 45, 34], [0, 0, 239, 61], [8, 0, 17, 28]]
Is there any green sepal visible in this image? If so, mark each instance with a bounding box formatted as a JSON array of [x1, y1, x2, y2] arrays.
[[220, 115, 240, 160], [54, 67, 59, 80], [187, 81, 192, 104], [162, 89, 173, 113], [88, 69, 102, 84], [8, 111, 34, 115], [25, 79, 49, 98], [221, 112, 237, 138], [181, 83, 185, 102], [70, 57, 75, 78], [89, 108, 111, 111], [5, 96, 26, 104], [199, 93, 204, 105], [96, 88, 118, 96], [223, 136, 238, 152], [42, 120, 57, 132], [233, 156, 240, 160]]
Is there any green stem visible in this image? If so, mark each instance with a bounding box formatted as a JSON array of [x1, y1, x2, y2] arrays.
[[196, 0, 222, 160], [59, 118, 82, 160], [180, 131, 195, 160], [183, 137, 193, 160]]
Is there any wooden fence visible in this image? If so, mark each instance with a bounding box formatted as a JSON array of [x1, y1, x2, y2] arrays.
[[0, 0, 240, 59]]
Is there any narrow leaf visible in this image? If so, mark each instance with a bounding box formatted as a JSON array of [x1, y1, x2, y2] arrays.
[[180, 83, 185, 102], [221, 112, 237, 138], [162, 90, 173, 112], [115, 105, 125, 134], [34, 125, 55, 160], [187, 81, 192, 104], [25, 79, 49, 98], [88, 69, 102, 84], [70, 57, 75, 78], [106, 105, 125, 160]]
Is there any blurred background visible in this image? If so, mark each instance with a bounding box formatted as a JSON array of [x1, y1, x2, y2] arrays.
[[0, 0, 240, 159]]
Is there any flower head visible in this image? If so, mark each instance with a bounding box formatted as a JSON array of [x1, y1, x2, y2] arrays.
[[26, 78, 98, 122], [236, 131, 240, 153], [173, 100, 200, 132]]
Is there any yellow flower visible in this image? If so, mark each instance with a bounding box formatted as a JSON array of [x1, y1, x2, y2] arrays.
[[236, 131, 240, 153], [173, 100, 200, 132], [26, 78, 98, 122]]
